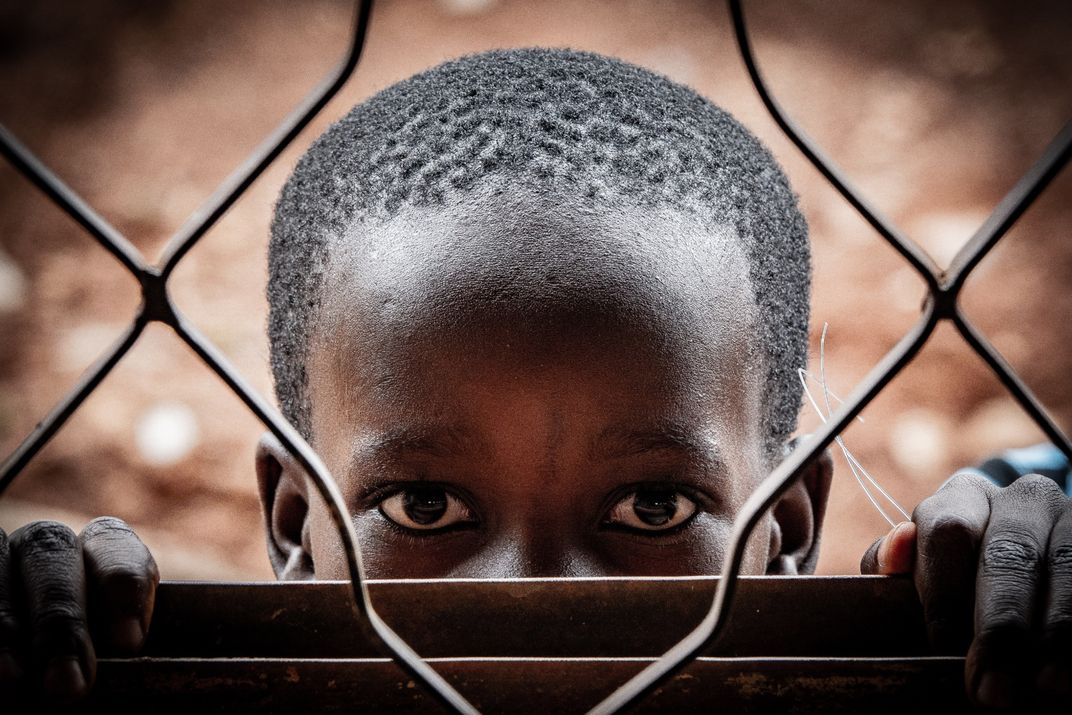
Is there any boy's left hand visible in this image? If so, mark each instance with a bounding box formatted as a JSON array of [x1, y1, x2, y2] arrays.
[[860, 471, 1071, 710]]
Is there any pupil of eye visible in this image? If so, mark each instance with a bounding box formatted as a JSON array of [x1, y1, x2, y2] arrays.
[[632, 488, 678, 526], [402, 487, 448, 525]]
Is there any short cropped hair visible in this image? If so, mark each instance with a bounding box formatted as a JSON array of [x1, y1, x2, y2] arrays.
[[269, 48, 810, 456]]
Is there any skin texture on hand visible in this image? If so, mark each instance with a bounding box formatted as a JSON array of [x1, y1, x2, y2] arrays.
[[862, 472, 1072, 711], [0, 517, 158, 705]]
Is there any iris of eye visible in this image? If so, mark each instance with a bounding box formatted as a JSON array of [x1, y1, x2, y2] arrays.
[[402, 487, 448, 525], [633, 489, 678, 526]]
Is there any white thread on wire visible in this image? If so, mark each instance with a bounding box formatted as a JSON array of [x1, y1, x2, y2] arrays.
[[799, 323, 910, 527]]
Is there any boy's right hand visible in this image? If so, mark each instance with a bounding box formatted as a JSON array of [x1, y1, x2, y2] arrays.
[[0, 517, 159, 705]]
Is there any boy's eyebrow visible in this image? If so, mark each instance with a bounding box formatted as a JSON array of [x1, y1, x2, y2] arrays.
[[591, 424, 724, 465], [351, 424, 723, 465], [353, 424, 484, 460]]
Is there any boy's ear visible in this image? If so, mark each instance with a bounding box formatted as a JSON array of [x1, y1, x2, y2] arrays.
[[765, 443, 834, 575], [255, 433, 315, 580]]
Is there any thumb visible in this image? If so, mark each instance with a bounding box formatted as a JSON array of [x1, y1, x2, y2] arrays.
[[860, 521, 917, 574]]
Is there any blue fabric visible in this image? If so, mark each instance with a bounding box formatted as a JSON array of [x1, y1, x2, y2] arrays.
[[975, 443, 1071, 496]]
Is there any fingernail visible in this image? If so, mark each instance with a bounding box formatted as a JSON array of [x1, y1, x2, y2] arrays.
[[976, 670, 1014, 709], [1037, 662, 1072, 698], [877, 533, 893, 570], [111, 616, 145, 653], [878, 521, 912, 572], [893, 520, 915, 541], [43, 655, 87, 703]]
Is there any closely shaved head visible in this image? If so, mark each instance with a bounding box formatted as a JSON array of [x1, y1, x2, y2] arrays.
[[269, 47, 810, 457]]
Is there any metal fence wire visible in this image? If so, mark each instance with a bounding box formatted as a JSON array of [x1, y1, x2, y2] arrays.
[[1, 0, 1070, 712]]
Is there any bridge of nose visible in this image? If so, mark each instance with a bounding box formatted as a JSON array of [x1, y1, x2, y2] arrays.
[[452, 524, 608, 579]]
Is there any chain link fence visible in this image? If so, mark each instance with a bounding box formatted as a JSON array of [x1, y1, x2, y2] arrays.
[[1, 0, 1069, 711]]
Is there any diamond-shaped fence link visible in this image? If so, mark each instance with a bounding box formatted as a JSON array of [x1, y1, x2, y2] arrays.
[[1, 1, 1069, 713]]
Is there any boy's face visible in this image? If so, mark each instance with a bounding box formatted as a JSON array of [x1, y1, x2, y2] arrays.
[[257, 186, 830, 580]]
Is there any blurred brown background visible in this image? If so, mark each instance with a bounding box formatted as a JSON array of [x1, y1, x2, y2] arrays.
[[0, 0, 1069, 579]]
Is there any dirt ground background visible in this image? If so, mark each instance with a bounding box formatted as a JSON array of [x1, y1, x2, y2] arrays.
[[0, 0, 1069, 580]]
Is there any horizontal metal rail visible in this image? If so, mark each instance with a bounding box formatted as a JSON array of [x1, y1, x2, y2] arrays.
[[137, 577, 933, 659], [86, 656, 970, 714], [8, 578, 973, 713], [0, 0, 1068, 712]]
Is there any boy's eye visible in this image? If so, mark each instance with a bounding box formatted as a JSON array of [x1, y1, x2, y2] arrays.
[[378, 485, 477, 531], [604, 487, 698, 532]]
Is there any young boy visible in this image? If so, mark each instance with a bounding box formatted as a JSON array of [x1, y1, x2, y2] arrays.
[[1, 49, 1069, 710]]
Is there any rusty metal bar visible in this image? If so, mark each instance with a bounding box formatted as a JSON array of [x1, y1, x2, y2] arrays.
[[139, 577, 933, 659], [83, 656, 970, 714], [10, 578, 972, 713]]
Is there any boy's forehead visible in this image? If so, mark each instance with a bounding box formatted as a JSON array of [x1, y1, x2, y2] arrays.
[[312, 185, 761, 397], [323, 186, 755, 331]]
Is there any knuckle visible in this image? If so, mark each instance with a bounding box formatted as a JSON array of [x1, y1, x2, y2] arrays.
[[1049, 541, 1072, 571], [980, 534, 1042, 577], [911, 497, 942, 528], [1002, 473, 1063, 501], [83, 527, 158, 586], [940, 471, 993, 495], [12, 521, 77, 556], [80, 516, 133, 542]]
